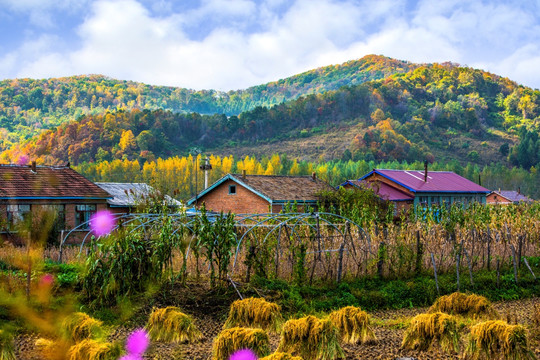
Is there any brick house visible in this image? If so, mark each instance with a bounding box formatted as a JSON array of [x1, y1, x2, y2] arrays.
[[95, 182, 182, 214], [187, 173, 334, 214], [486, 190, 534, 205], [0, 163, 111, 244], [346, 168, 490, 211]]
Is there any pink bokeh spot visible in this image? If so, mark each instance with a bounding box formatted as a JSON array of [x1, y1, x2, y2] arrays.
[[17, 154, 29, 165], [229, 349, 258, 360], [40, 274, 54, 287], [89, 210, 116, 237], [125, 329, 149, 355]]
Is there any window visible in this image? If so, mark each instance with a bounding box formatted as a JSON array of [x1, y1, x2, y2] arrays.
[[7, 204, 31, 227], [228, 185, 236, 195], [75, 204, 96, 229]]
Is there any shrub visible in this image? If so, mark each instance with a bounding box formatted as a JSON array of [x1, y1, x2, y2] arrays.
[[277, 315, 344, 360], [466, 320, 534, 360], [212, 327, 270, 360], [402, 312, 460, 352], [66, 339, 121, 360], [260, 353, 304, 360], [62, 312, 104, 343], [328, 306, 375, 344], [146, 306, 201, 343], [0, 329, 15, 360], [223, 297, 283, 333], [429, 292, 498, 318]]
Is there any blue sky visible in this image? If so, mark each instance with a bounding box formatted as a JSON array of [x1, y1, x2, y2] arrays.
[[1, 0, 540, 91]]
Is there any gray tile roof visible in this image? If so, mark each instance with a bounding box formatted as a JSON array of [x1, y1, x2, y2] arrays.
[[95, 183, 182, 207]]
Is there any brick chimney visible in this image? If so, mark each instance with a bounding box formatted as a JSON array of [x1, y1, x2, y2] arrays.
[[31, 161, 37, 173], [242, 169, 246, 180]]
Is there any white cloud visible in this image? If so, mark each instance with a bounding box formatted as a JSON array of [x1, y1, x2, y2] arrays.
[[3, 0, 540, 91]]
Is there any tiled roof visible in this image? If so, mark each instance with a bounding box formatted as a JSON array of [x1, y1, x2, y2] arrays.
[[0, 164, 111, 199], [361, 169, 490, 193], [344, 180, 413, 201], [493, 190, 534, 203], [190, 174, 334, 205], [95, 182, 182, 207], [236, 174, 334, 201]]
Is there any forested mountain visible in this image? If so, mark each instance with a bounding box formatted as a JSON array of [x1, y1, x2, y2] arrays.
[[2, 61, 539, 171], [0, 55, 414, 150]]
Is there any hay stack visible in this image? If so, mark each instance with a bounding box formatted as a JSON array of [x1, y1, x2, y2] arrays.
[[260, 352, 304, 360], [66, 339, 121, 360], [223, 297, 283, 333], [146, 306, 202, 343], [466, 320, 534, 360], [402, 312, 460, 352], [0, 329, 15, 360], [429, 292, 497, 318], [328, 306, 376, 344], [62, 312, 104, 343], [212, 327, 270, 360], [35, 338, 67, 360], [277, 315, 344, 360]]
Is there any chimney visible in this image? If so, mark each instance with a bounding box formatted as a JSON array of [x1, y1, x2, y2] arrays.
[[518, 187, 521, 195], [312, 172, 317, 181], [242, 169, 246, 180], [423, 160, 428, 182], [478, 174, 482, 186], [31, 161, 36, 173]]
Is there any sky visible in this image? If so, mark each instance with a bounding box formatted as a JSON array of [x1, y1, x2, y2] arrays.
[[1, 0, 540, 91]]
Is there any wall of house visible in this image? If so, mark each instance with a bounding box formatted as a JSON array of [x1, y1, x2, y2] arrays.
[[195, 179, 271, 214], [486, 193, 512, 205]]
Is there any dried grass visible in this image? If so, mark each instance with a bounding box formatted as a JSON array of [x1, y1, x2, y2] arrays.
[[429, 292, 498, 318], [328, 306, 376, 344], [402, 312, 460, 352], [277, 315, 344, 360], [66, 339, 121, 360], [146, 306, 202, 343], [0, 329, 15, 360], [223, 297, 283, 333], [466, 320, 535, 360], [212, 327, 270, 360], [260, 352, 304, 360], [62, 312, 103, 343], [35, 338, 70, 360]]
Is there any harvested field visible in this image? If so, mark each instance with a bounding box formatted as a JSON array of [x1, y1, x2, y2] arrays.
[[12, 283, 540, 360]]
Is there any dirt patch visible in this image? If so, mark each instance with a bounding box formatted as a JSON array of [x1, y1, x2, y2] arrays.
[[12, 284, 540, 359]]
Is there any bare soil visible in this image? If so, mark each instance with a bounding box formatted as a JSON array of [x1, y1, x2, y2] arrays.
[[14, 282, 540, 360]]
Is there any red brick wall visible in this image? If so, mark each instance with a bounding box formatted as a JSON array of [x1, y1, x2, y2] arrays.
[[196, 180, 271, 214], [486, 193, 511, 204]]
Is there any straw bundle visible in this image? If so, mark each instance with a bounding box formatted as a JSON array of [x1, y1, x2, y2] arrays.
[[466, 320, 534, 360], [66, 339, 121, 360], [277, 315, 344, 360], [62, 312, 104, 343], [429, 292, 497, 318], [0, 329, 15, 360], [260, 352, 304, 360], [223, 297, 283, 333], [402, 312, 460, 352], [328, 306, 376, 344], [212, 327, 270, 360], [146, 306, 202, 343]]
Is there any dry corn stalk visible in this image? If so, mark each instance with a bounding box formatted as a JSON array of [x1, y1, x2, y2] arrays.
[[224, 297, 283, 333], [402, 312, 460, 352], [260, 352, 304, 360], [146, 306, 202, 343], [328, 306, 375, 344], [212, 327, 270, 360], [277, 315, 344, 360], [466, 320, 534, 360], [66, 339, 121, 360], [429, 292, 497, 318], [62, 312, 103, 343]]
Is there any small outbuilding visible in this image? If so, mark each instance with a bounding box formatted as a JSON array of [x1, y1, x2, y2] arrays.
[[486, 190, 534, 205]]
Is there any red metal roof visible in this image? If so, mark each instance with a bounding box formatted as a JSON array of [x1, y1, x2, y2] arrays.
[[0, 164, 111, 199], [363, 169, 490, 193]]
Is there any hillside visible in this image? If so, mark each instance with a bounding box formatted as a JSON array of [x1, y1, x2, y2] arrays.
[[2, 61, 539, 170], [0, 55, 414, 151]]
